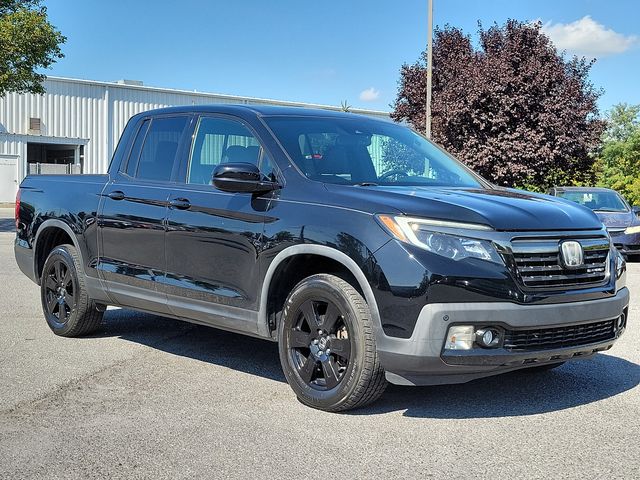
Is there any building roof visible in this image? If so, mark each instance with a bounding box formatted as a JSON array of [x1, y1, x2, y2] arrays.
[[46, 76, 389, 118]]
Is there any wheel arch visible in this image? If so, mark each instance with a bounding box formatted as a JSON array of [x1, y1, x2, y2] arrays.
[[258, 245, 381, 338], [33, 220, 85, 283]]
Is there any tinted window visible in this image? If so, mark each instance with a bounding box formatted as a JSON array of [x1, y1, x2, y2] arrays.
[[187, 117, 275, 185], [135, 116, 188, 181], [265, 116, 483, 187], [124, 119, 150, 177]]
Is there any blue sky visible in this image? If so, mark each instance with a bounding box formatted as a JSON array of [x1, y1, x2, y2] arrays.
[[44, 0, 639, 114]]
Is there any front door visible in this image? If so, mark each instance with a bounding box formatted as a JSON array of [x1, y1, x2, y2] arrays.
[[98, 115, 191, 313], [163, 115, 278, 333]]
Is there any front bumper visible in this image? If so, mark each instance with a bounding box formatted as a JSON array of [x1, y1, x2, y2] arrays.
[[377, 287, 629, 386], [611, 232, 640, 258]]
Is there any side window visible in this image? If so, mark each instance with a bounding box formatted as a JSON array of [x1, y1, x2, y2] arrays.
[[187, 117, 275, 185], [123, 119, 150, 177], [135, 116, 189, 182]]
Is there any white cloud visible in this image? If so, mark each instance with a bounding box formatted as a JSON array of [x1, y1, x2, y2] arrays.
[[542, 16, 637, 58], [359, 87, 380, 102]]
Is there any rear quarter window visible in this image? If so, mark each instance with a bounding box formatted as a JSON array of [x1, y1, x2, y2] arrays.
[[123, 119, 150, 177], [128, 116, 189, 182]]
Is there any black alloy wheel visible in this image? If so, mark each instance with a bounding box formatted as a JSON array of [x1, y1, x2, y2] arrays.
[[43, 258, 76, 327], [40, 244, 103, 337], [287, 298, 352, 390], [278, 274, 387, 412]]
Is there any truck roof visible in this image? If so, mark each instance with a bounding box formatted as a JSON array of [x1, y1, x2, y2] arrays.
[[135, 104, 388, 119]]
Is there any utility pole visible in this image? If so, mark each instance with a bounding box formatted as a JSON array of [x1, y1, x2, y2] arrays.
[[425, 0, 433, 138]]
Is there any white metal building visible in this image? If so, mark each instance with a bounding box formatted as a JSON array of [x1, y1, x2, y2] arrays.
[[0, 76, 388, 202]]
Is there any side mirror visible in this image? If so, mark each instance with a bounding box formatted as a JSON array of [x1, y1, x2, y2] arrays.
[[212, 162, 278, 193], [632, 206, 640, 217]]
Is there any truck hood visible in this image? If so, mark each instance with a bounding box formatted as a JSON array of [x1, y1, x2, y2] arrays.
[[326, 185, 604, 231]]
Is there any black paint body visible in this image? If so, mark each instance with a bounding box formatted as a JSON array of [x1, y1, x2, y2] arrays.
[[15, 105, 622, 343]]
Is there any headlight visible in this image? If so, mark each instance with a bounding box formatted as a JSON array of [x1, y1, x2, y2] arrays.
[[624, 225, 640, 235], [377, 215, 503, 263]]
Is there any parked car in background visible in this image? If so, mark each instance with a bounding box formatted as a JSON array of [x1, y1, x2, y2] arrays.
[[548, 186, 640, 260]]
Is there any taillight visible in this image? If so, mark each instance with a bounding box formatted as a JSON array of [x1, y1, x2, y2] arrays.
[[15, 188, 21, 230]]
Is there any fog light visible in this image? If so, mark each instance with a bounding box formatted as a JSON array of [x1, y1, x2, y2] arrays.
[[475, 328, 501, 348], [444, 326, 475, 350]]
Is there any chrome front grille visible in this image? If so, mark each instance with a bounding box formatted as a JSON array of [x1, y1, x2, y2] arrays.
[[512, 237, 610, 289]]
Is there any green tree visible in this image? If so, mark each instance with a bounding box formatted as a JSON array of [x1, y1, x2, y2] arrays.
[[602, 103, 640, 142], [0, 0, 65, 96], [596, 104, 640, 206]]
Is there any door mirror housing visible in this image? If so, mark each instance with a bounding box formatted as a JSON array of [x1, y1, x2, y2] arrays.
[[212, 162, 278, 193], [632, 206, 640, 217]]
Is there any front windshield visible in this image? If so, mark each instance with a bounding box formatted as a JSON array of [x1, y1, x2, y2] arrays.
[[557, 190, 629, 212], [264, 116, 484, 188]]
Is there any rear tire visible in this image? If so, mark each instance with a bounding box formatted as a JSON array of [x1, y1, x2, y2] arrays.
[[40, 244, 103, 337], [278, 274, 387, 412]]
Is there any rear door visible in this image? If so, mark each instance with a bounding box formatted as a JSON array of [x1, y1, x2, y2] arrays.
[[162, 115, 279, 333], [98, 115, 191, 313]]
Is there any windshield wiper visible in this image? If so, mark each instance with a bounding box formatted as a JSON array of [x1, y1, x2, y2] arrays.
[[353, 182, 379, 187], [594, 208, 624, 212]]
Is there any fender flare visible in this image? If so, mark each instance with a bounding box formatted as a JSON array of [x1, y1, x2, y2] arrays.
[[33, 219, 86, 281], [257, 244, 382, 338]]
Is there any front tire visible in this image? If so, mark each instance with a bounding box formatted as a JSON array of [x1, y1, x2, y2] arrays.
[[40, 244, 103, 337], [278, 274, 387, 412]]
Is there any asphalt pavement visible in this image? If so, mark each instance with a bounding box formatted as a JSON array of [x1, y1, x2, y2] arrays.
[[0, 208, 638, 479]]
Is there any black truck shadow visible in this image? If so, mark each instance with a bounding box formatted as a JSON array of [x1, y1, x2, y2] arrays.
[[358, 354, 639, 418], [95, 309, 640, 418]]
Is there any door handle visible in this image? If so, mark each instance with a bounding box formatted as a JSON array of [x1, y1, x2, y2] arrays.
[[169, 198, 191, 210], [107, 190, 125, 201]]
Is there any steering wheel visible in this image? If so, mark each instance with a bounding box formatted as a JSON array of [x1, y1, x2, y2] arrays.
[[378, 169, 410, 181]]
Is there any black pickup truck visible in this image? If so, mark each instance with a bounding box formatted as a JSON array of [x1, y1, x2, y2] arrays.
[[15, 105, 629, 411]]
